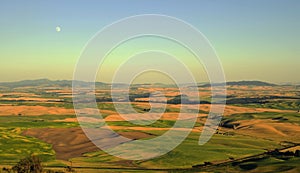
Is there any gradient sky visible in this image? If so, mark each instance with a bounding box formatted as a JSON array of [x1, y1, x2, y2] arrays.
[[0, 0, 299, 83]]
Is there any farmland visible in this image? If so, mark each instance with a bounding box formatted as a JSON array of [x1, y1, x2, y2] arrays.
[[0, 79, 299, 172]]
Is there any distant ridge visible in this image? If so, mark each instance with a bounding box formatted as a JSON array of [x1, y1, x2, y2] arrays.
[[0, 79, 55, 88], [0, 79, 107, 88], [0, 79, 280, 88], [199, 81, 276, 87]]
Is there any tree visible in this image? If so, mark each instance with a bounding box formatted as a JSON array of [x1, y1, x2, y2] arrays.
[[12, 155, 43, 173]]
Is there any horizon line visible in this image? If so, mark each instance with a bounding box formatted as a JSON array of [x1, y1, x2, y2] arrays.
[[0, 78, 299, 85]]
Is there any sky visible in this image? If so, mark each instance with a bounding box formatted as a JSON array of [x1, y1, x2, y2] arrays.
[[0, 0, 299, 84]]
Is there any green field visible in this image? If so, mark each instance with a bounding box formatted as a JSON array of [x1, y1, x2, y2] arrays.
[[0, 82, 299, 172], [0, 115, 77, 165], [0, 114, 281, 169]]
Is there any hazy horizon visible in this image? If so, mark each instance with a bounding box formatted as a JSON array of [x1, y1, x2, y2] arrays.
[[0, 77, 299, 85]]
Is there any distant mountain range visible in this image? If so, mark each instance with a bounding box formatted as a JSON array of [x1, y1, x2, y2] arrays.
[[199, 81, 277, 87], [0, 79, 106, 88], [0, 79, 295, 88]]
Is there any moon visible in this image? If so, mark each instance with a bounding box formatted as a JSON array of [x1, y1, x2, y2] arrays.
[[56, 26, 61, 32]]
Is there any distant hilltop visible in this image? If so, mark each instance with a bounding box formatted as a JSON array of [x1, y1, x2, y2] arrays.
[[0, 79, 296, 88], [199, 81, 277, 87], [0, 79, 106, 88]]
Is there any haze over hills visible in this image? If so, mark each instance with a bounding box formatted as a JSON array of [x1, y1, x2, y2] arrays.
[[0, 79, 106, 88], [0, 79, 291, 88], [199, 81, 277, 87]]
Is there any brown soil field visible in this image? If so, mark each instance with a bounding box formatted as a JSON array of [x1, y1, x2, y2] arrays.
[[135, 97, 171, 102], [104, 112, 204, 122], [0, 106, 116, 116], [1, 92, 38, 97], [100, 109, 118, 115], [168, 104, 293, 116], [137, 87, 177, 92], [228, 119, 300, 142], [281, 146, 300, 152], [23, 127, 98, 160], [0, 97, 62, 102], [54, 118, 79, 122], [107, 125, 202, 132], [45, 89, 72, 94], [22, 127, 154, 160], [56, 112, 206, 124], [0, 105, 74, 116]]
